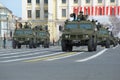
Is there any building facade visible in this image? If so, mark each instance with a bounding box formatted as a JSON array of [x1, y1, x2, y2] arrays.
[[22, 0, 48, 26], [0, 3, 15, 39], [22, 0, 120, 42]]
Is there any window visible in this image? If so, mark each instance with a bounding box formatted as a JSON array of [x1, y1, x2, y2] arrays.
[[62, 0, 66, 4], [36, 0, 40, 4], [44, 10, 48, 18], [86, 0, 90, 3], [110, 0, 115, 2], [74, 0, 78, 3], [27, 0, 31, 3], [44, 0, 48, 4], [27, 10, 32, 18], [98, 0, 102, 3], [66, 24, 78, 29], [62, 9, 66, 17], [36, 10, 40, 18]]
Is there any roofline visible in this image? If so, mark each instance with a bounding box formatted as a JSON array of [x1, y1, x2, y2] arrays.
[[0, 7, 12, 14]]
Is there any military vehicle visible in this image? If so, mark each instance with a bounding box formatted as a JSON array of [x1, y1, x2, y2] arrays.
[[61, 11, 97, 52], [32, 25, 50, 48], [97, 23, 118, 48], [97, 27, 111, 48], [12, 22, 36, 49]]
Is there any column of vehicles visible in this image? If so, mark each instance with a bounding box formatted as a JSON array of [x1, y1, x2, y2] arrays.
[[60, 11, 120, 52], [12, 22, 50, 49]]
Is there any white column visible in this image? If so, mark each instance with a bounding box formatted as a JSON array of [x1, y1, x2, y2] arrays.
[[22, 0, 27, 20], [40, 0, 44, 20], [32, 0, 35, 19]]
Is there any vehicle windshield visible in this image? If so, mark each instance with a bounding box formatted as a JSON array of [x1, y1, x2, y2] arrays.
[[99, 30, 108, 34], [79, 23, 92, 29], [65, 24, 78, 29], [15, 30, 33, 35], [38, 32, 47, 36]]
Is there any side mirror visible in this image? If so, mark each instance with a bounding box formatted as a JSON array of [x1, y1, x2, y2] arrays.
[[59, 25, 63, 32]]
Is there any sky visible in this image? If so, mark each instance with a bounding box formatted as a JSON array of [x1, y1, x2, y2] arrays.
[[0, 0, 22, 17]]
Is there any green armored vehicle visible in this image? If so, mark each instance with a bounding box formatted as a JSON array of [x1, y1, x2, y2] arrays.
[[97, 27, 111, 48], [97, 23, 118, 48], [32, 25, 50, 48], [12, 22, 36, 49], [61, 19, 97, 52]]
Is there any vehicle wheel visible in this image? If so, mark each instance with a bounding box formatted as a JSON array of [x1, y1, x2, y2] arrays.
[[61, 40, 67, 51], [88, 37, 94, 52], [93, 40, 97, 51], [105, 40, 110, 48], [29, 40, 33, 48], [12, 40, 17, 49], [33, 43, 37, 48], [68, 45, 73, 51], [17, 44, 21, 49]]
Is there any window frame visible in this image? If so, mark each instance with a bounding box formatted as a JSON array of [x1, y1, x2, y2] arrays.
[[98, 0, 102, 3], [44, 9, 48, 18], [27, 10, 32, 18], [62, 0, 66, 4], [62, 9, 66, 17], [74, 0, 78, 4], [36, 10, 40, 18], [27, 0, 31, 3], [86, 0, 90, 3], [36, 0, 40, 4], [110, 0, 115, 3], [44, 0, 48, 4]]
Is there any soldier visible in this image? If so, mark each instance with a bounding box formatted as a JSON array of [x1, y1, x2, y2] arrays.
[[77, 11, 86, 20], [24, 22, 30, 29], [96, 22, 102, 30], [19, 23, 22, 29]]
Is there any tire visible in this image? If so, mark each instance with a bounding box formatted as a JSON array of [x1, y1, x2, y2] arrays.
[[88, 37, 95, 52], [105, 39, 110, 48], [12, 40, 16, 49], [17, 44, 21, 49], [29, 40, 33, 48], [68, 45, 73, 51], [61, 40, 67, 52], [93, 40, 97, 51]]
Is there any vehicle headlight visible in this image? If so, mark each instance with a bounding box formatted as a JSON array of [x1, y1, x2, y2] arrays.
[[103, 38, 107, 40], [27, 38, 30, 40], [85, 35, 89, 38], [14, 38, 16, 40], [65, 35, 70, 38]]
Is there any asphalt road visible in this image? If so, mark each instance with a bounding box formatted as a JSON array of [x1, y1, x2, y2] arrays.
[[0, 45, 120, 80]]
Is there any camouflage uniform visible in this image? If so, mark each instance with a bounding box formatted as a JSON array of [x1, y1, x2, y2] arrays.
[[77, 11, 86, 20], [24, 22, 31, 29]]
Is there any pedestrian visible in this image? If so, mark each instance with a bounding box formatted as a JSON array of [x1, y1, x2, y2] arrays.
[[3, 36, 6, 48]]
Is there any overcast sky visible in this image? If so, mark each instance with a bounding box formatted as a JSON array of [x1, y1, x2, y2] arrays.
[[0, 0, 22, 17]]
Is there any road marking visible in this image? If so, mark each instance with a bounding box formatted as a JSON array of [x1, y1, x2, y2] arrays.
[[46, 52, 84, 61], [0, 52, 64, 63], [24, 52, 76, 62], [76, 49, 108, 62], [0, 51, 49, 59]]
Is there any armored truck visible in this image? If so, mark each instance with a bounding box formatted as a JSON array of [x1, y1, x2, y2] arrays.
[[12, 22, 36, 49], [61, 20, 97, 52], [32, 25, 50, 48], [97, 27, 111, 48], [12, 28, 36, 49]]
